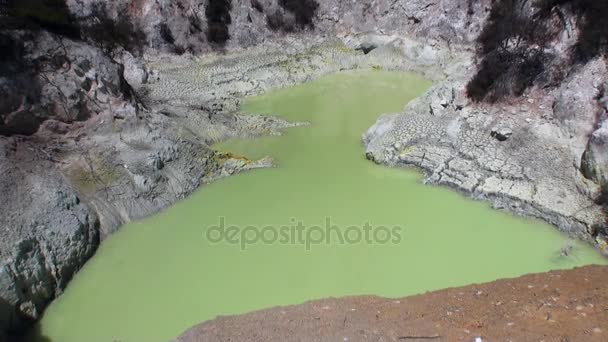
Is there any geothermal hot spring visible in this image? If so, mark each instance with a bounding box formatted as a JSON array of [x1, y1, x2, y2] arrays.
[[31, 70, 606, 342]]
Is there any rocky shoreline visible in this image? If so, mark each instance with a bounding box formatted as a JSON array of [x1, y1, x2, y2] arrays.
[[0, 33, 468, 336], [363, 58, 608, 251]]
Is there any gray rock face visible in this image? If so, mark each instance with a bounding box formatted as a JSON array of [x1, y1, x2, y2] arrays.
[[553, 59, 607, 165], [581, 82, 608, 202], [582, 119, 608, 200], [0, 29, 130, 334], [65, 0, 490, 53], [0, 31, 130, 136], [119, 51, 148, 89], [0, 138, 99, 333], [363, 69, 608, 251], [318, 0, 488, 44]]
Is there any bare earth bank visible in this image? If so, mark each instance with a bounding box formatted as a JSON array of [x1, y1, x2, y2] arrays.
[[175, 265, 608, 342]]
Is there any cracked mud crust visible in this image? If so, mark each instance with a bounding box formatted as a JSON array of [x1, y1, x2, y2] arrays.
[[363, 71, 608, 253]]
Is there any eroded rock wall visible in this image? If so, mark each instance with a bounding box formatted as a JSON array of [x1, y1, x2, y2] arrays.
[[64, 0, 490, 53], [581, 82, 608, 218], [362, 1, 608, 251], [0, 28, 134, 334], [0, 30, 132, 136], [0, 138, 99, 333], [363, 61, 608, 252]]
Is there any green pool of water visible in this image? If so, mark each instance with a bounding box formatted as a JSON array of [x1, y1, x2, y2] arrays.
[[32, 70, 606, 342]]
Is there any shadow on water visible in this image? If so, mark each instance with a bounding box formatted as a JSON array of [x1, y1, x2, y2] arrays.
[[17, 323, 53, 342], [0, 297, 51, 342]]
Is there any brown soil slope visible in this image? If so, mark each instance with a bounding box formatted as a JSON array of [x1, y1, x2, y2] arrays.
[[175, 265, 608, 342]]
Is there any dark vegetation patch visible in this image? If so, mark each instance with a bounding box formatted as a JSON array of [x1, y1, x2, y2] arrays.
[[0, 32, 23, 66], [82, 3, 146, 56], [267, 0, 319, 32], [251, 0, 264, 13], [189, 13, 203, 33], [467, 0, 608, 102], [0, 0, 145, 135], [205, 0, 232, 46], [266, 10, 294, 32], [538, 0, 608, 61], [0, 31, 47, 136], [159, 22, 175, 44], [466, 0, 475, 16], [467, 0, 557, 102], [278, 0, 318, 29], [1, 0, 146, 56], [0, 0, 79, 37]]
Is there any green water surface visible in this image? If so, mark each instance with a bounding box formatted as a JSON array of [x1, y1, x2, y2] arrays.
[[33, 70, 606, 342]]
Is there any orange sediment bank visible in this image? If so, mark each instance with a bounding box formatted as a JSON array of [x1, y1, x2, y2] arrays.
[[176, 265, 608, 342]]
